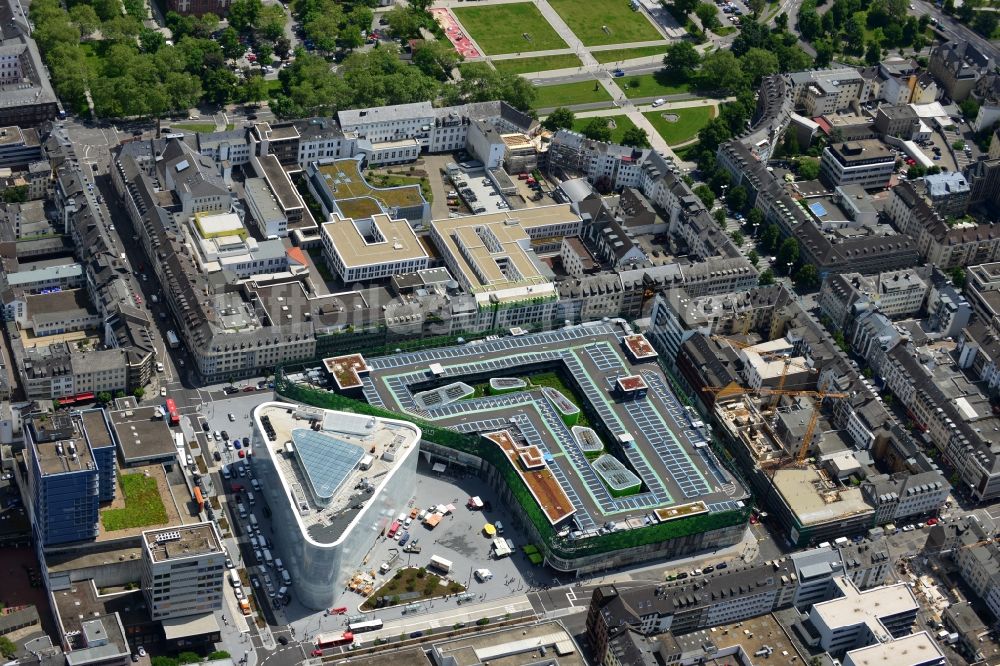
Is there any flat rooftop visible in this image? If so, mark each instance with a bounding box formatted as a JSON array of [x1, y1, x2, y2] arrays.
[[844, 631, 944, 666], [321, 213, 428, 268], [194, 211, 246, 239], [773, 468, 872, 527], [360, 324, 747, 532], [32, 425, 96, 477], [109, 406, 177, 462], [813, 578, 918, 638], [257, 153, 303, 212], [252, 402, 421, 545], [317, 159, 424, 209], [143, 523, 222, 562], [430, 620, 584, 666]]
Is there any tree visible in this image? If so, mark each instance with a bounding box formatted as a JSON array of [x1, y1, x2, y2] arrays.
[[748, 207, 764, 231], [760, 223, 780, 252], [663, 41, 700, 78], [863, 40, 881, 65], [133, 387, 145, 399], [795, 264, 820, 289], [274, 36, 291, 59], [542, 107, 575, 131], [97, 391, 113, 405], [621, 126, 651, 148], [668, 0, 700, 18], [950, 267, 966, 289], [698, 50, 745, 94], [227, 0, 262, 33], [776, 237, 799, 271], [797, 4, 822, 41], [814, 39, 834, 68], [775, 11, 788, 30], [412, 40, 463, 80], [741, 48, 779, 86], [581, 117, 612, 142], [219, 27, 244, 60], [694, 184, 715, 207], [257, 4, 287, 41], [731, 230, 745, 246], [749, 0, 766, 16], [960, 97, 981, 120], [759, 268, 776, 286], [0, 637, 15, 659], [974, 10, 999, 39], [748, 249, 759, 266], [1, 185, 28, 203], [695, 2, 720, 30], [68, 5, 100, 38], [443, 62, 534, 111], [728, 185, 748, 213], [714, 208, 727, 228], [797, 157, 820, 180]]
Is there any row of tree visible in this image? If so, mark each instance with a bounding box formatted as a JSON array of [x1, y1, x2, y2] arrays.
[[539, 108, 651, 147], [797, 0, 932, 65], [271, 48, 537, 119]]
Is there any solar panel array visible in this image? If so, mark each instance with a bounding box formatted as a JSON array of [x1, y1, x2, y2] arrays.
[[639, 369, 732, 488]]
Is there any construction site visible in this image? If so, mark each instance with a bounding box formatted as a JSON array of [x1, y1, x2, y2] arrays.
[[706, 336, 873, 547]]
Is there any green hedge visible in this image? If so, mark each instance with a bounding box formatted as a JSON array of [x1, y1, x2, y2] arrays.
[[275, 368, 749, 562]]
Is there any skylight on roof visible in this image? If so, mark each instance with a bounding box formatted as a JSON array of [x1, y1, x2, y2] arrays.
[[175, 160, 190, 172]]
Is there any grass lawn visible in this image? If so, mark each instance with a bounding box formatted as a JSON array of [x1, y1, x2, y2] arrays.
[[644, 105, 715, 146], [369, 172, 434, 203], [533, 80, 613, 109], [101, 474, 168, 531], [362, 567, 465, 610], [547, 0, 661, 45], [571, 114, 639, 144], [453, 4, 568, 54], [527, 371, 590, 427], [172, 122, 221, 133], [618, 72, 691, 99], [492, 53, 583, 75], [713, 26, 736, 36], [591, 45, 669, 64]]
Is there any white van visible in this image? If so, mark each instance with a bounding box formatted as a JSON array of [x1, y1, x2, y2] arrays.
[[251, 478, 260, 492], [247, 491, 255, 506], [275, 558, 284, 571], [280, 570, 291, 585], [221, 466, 231, 479], [474, 568, 493, 582], [263, 549, 273, 566], [651, 98, 666, 107], [249, 536, 259, 549], [277, 585, 288, 599], [237, 503, 247, 518]]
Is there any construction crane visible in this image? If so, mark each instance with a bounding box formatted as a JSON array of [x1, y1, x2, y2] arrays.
[[702, 385, 849, 463], [710, 335, 819, 408]]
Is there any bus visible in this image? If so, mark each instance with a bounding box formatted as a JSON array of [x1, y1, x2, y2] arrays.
[[315, 632, 353, 649], [347, 619, 383, 633], [165, 398, 179, 426]]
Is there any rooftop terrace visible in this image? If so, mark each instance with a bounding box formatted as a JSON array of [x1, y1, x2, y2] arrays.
[[143, 523, 222, 563], [317, 159, 424, 210]]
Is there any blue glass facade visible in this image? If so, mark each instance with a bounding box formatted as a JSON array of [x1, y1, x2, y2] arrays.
[[27, 410, 117, 547]]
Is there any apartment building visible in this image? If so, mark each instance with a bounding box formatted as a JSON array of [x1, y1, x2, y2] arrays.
[[21, 411, 116, 548], [861, 471, 950, 524], [586, 559, 797, 660], [0, 0, 60, 128], [929, 40, 991, 102], [924, 171, 971, 218], [887, 181, 1000, 269], [787, 69, 865, 116], [820, 140, 896, 189], [141, 523, 226, 621]]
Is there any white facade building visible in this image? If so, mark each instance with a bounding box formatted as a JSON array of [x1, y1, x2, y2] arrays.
[[141, 523, 226, 621], [250, 402, 421, 610]]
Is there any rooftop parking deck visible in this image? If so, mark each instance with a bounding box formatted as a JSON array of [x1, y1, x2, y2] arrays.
[[360, 324, 746, 532]]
